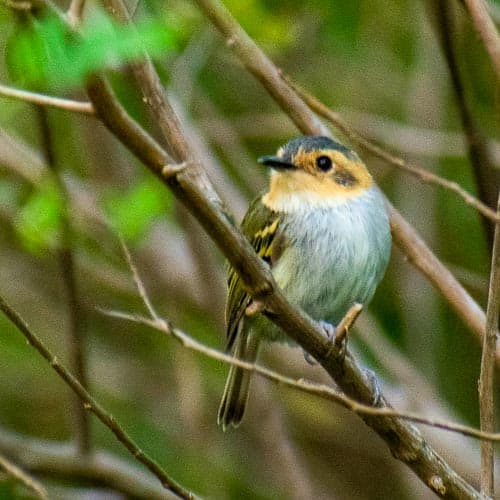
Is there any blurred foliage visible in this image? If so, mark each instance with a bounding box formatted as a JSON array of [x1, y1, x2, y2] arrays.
[[15, 180, 62, 253], [103, 176, 174, 241], [7, 10, 178, 89], [0, 0, 498, 499]]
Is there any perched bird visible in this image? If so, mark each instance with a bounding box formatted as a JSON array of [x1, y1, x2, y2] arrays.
[[218, 136, 391, 430]]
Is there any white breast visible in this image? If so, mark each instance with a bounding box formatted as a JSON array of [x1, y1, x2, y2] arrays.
[[271, 186, 391, 324]]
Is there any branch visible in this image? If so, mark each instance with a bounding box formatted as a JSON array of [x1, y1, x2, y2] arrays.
[[0, 83, 95, 114], [192, 0, 490, 362], [35, 105, 90, 455], [0, 295, 196, 500], [435, 0, 499, 242], [0, 451, 48, 499], [479, 192, 500, 496], [285, 77, 499, 224], [103, 308, 500, 444], [0, 428, 172, 500], [66, 0, 85, 27], [462, 0, 500, 80], [0, 0, 32, 10]]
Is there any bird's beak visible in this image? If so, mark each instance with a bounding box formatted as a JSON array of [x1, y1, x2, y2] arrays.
[[258, 155, 296, 170]]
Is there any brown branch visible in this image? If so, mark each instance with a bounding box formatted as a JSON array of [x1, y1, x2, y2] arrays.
[[36, 106, 91, 455], [0, 295, 196, 500], [435, 0, 499, 243], [191, 1, 330, 137], [0, 428, 172, 500], [0, 451, 48, 499], [191, 0, 490, 355], [102, 308, 500, 443], [285, 77, 499, 224], [0, 0, 32, 9], [479, 192, 500, 496], [462, 0, 500, 80], [66, 0, 85, 27], [0, 83, 95, 114]]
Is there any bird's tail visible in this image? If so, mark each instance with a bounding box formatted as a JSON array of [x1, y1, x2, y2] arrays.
[[218, 331, 260, 430]]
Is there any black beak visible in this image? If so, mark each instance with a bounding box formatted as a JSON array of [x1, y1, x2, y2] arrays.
[[258, 155, 296, 170]]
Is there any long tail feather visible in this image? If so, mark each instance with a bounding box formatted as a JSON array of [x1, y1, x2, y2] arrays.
[[218, 332, 260, 430]]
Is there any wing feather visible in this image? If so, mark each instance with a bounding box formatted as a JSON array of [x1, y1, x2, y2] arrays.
[[225, 197, 282, 350]]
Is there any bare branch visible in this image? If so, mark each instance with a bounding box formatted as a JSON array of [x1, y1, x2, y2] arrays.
[[66, 0, 85, 27], [191, 0, 330, 137], [285, 77, 500, 224], [333, 302, 362, 348], [119, 237, 159, 320], [0, 0, 32, 9], [0, 428, 172, 500], [462, 0, 500, 80], [35, 105, 90, 455], [479, 192, 500, 496], [101, 308, 500, 444], [0, 295, 196, 500], [0, 452, 48, 500], [435, 0, 499, 242], [0, 83, 95, 114]]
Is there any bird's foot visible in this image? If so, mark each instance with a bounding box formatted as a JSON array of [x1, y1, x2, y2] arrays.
[[303, 321, 338, 365]]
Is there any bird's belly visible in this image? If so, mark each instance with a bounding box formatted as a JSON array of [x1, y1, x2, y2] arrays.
[[274, 238, 372, 324], [262, 204, 389, 341]]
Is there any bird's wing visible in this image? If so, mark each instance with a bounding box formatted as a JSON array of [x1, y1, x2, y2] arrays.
[[225, 196, 283, 350]]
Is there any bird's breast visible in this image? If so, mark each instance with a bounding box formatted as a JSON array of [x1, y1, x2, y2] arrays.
[[271, 186, 391, 325]]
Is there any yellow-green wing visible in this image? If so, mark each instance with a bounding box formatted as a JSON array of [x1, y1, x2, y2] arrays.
[[226, 196, 282, 350]]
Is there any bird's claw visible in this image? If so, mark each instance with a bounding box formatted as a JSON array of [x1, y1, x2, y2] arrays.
[[303, 321, 339, 365], [303, 350, 317, 365]]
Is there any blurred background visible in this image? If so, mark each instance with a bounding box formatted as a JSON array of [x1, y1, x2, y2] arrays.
[[0, 0, 499, 498]]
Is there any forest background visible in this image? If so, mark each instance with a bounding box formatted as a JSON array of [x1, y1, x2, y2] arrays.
[[0, 0, 499, 498]]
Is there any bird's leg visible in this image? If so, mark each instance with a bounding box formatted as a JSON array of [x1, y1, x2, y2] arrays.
[[303, 321, 338, 365]]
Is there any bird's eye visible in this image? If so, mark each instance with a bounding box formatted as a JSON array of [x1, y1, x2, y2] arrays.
[[316, 155, 332, 172]]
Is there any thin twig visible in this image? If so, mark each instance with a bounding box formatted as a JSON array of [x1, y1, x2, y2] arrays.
[[191, 0, 330, 137], [479, 192, 500, 496], [100, 308, 500, 444], [66, 0, 86, 27], [436, 0, 499, 242], [334, 303, 363, 348], [0, 428, 172, 500], [284, 76, 499, 224], [0, 0, 32, 9], [462, 0, 500, 80], [0, 452, 48, 499], [0, 295, 196, 500], [36, 105, 91, 455], [0, 83, 95, 114], [119, 237, 159, 320]]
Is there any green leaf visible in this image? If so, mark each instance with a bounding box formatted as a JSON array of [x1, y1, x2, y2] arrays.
[[15, 182, 62, 254], [103, 178, 172, 241], [8, 10, 178, 89]]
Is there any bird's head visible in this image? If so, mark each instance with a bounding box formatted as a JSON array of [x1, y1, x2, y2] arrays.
[[259, 136, 373, 212]]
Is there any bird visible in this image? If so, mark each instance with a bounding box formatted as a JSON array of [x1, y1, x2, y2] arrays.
[[218, 135, 391, 430]]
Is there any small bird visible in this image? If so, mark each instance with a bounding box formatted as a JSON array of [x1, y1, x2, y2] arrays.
[[218, 136, 391, 430]]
